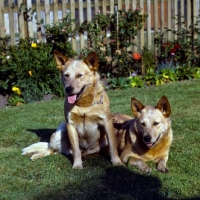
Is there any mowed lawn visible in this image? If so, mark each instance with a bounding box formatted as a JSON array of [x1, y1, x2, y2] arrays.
[[0, 79, 200, 200]]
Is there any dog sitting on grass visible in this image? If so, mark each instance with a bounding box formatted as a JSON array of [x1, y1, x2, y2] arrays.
[[22, 51, 122, 169]]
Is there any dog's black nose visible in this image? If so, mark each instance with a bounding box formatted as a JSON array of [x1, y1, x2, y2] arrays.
[[65, 86, 74, 94], [144, 135, 151, 142]]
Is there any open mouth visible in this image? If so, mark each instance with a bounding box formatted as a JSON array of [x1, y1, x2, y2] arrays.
[[144, 134, 161, 148], [67, 86, 86, 104]]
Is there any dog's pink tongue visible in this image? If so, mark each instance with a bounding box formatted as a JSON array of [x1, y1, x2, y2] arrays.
[[68, 94, 77, 104], [146, 143, 153, 147]]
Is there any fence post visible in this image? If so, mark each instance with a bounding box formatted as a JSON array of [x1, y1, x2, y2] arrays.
[[22, 0, 29, 39], [70, 0, 76, 53], [167, 0, 172, 41], [27, 0, 33, 38], [146, 0, 151, 49], [154, 0, 158, 58], [0, 1, 5, 38], [78, 0, 85, 50], [36, 0, 42, 41]]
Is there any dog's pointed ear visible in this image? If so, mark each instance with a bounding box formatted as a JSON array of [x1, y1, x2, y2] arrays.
[[156, 96, 171, 118], [54, 50, 69, 71], [131, 97, 145, 117], [84, 52, 98, 71]]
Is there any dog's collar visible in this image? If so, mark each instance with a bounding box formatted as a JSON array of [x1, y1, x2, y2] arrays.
[[91, 91, 104, 106]]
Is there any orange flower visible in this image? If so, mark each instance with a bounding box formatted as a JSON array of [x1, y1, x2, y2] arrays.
[[132, 52, 142, 60]]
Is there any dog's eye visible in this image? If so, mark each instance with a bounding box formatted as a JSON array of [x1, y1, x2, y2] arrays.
[[77, 74, 82, 78], [140, 122, 145, 127], [153, 122, 159, 126]]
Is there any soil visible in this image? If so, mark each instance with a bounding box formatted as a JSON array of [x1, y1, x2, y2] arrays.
[[0, 94, 55, 109]]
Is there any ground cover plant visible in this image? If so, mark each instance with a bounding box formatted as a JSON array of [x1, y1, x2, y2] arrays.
[[0, 79, 200, 200]]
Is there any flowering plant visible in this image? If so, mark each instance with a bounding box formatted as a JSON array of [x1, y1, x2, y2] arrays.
[[155, 16, 200, 68], [79, 8, 147, 77], [0, 37, 64, 104], [132, 53, 142, 60]]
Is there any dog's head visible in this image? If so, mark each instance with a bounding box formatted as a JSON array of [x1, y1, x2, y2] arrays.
[[131, 96, 171, 148], [54, 51, 98, 104]]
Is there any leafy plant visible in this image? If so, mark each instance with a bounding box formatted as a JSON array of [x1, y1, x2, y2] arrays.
[[0, 37, 64, 103], [159, 67, 177, 82], [44, 13, 76, 57], [141, 47, 156, 74], [8, 95, 25, 106], [175, 65, 200, 80], [155, 15, 200, 67], [127, 74, 144, 87], [108, 77, 130, 89], [79, 8, 147, 77]]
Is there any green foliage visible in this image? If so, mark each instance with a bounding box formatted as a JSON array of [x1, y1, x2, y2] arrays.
[[142, 47, 156, 73], [44, 13, 76, 57], [0, 38, 64, 103], [127, 75, 144, 88], [108, 76, 130, 89], [8, 95, 25, 106], [155, 15, 200, 67], [143, 68, 159, 85], [79, 8, 147, 77], [175, 65, 200, 80]]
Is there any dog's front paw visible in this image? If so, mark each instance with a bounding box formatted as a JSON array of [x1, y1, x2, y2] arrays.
[[157, 160, 168, 173], [72, 164, 83, 170], [139, 165, 152, 173], [112, 157, 124, 166], [157, 166, 169, 173], [113, 161, 124, 166]]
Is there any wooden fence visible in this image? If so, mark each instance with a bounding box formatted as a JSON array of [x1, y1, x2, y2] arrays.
[[0, 0, 200, 54]]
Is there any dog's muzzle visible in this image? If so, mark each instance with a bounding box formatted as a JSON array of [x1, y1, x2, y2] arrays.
[[143, 134, 161, 148]]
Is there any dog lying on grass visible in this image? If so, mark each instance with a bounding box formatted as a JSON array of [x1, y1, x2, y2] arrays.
[[22, 51, 122, 169], [113, 96, 173, 173]]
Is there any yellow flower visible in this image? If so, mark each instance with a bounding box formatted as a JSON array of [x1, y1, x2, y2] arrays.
[[31, 43, 37, 48], [163, 74, 169, 79], [28, 70, 32, 76], [12, 86, 21, 95]]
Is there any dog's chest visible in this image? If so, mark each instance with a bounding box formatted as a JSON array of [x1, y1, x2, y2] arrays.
[[68, 107, 105, 137]]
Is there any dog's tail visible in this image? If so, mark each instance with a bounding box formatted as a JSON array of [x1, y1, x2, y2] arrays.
[[21, 142, 54, 160]]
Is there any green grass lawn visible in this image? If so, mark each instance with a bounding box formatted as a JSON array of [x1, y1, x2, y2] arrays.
[[0, 79, 200, 200]]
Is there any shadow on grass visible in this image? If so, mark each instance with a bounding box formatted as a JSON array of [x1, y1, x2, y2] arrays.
[[32, 166, 167, 200], [26, 128, 56, 142]]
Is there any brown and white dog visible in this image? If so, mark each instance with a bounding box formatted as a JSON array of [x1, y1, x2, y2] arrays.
[[22, 51, 122, 169], [113, 96, 173, 173]]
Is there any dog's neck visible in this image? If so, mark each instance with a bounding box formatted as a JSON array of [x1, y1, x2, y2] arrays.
[[75, 77, 103, 107]]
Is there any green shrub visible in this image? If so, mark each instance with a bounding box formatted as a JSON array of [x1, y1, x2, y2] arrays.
[[79, 8, 147, 77], [44, 13, 76, 58], [0, 38, 64, 104], [155, 16, 200, 67]]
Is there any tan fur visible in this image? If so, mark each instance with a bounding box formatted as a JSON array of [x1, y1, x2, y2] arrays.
[[113, 96, 173, 173], [22, 51, 122, 169]]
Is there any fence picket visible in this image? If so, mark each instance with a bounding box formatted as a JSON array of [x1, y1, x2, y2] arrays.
[[8, 0, 15, 44], [0, 1, 5, 38]]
